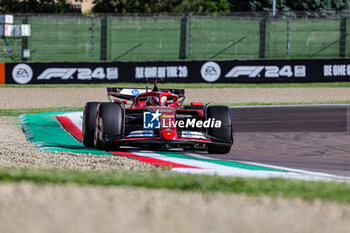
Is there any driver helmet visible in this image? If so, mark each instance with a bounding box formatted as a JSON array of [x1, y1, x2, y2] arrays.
[[160, 96, 167, 106], [149, 96, 159, 105]]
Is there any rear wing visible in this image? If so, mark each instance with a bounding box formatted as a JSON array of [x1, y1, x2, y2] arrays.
[[107, 87, 185, 100], [107, 88, 146, 100]]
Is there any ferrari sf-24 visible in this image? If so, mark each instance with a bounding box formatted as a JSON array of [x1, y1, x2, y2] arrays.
[[82, 82, 233, 154]]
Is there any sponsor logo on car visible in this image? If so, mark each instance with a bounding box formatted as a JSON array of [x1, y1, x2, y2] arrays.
[[225, 65, 306, 78], [200, 61, 221, 82], [119, 88, 146, 96], [181, 131, 207, 139], [12, 63, 33, 84], [131, 89, 140, 95], [161, 114, 173, 118], [175, 114, 192, 118], [126, 130, 154, 138], [143, 130, 153, 137], [183, 131, 192, 138], [159, 109, 173, 113]]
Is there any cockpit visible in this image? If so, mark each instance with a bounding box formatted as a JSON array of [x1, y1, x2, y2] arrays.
[[133, 93, 179, 108]]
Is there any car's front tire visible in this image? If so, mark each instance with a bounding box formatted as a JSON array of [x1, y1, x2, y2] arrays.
[[94, 103, 123, 150], [206, 105, 233, 154], [82, 102, 100, 147]]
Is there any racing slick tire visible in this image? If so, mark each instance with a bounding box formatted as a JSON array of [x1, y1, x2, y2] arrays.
[[82, 102, 100, 147], [206, 105, 233, 154], [94, 103, 123, 150]]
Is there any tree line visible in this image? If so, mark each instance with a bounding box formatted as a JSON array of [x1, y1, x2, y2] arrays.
[[0, 0, 76, 13], [0, 0, 348, 14]]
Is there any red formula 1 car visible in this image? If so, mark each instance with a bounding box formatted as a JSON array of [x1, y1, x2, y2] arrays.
[[82, 81, 233, 154]]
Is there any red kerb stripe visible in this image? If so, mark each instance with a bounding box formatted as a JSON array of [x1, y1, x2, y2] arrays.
[[56, 116, 82, 141], [112, 151, 199, 169], [57, 115, 200, 169]]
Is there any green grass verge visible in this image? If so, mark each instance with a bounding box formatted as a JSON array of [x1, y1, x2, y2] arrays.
[[3, 82, 350, 88], [0, 107, 83, 116], [0, 167, 350, 203]]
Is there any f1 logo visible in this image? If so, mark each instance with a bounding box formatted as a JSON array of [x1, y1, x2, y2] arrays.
[[143, 110, 161, 129]]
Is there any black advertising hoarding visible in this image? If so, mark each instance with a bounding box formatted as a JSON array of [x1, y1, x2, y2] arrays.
[[5, 58, 350, 84], [4, 61, 193, 84]]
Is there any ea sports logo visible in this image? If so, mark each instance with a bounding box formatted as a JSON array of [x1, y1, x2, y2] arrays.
[[12, 64, 33, 84], [200, 61, 221, 82]]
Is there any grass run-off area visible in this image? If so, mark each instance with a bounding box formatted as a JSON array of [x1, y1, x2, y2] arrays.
[[0, 167, 350, 203], [3, 82, 350, 88]]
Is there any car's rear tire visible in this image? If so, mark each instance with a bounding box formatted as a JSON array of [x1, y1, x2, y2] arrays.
[[206, 105, 233, 154], [94, 103, 123, 150], [82, 102, 100, 147]]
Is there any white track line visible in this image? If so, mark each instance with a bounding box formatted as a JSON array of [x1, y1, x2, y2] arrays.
[[182, 152, 350, 182]]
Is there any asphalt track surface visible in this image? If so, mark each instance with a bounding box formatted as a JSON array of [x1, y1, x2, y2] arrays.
[[204, 105, 350, 177]]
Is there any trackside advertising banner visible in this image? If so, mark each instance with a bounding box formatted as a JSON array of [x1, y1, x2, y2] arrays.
[[4, 59, 350, 84]]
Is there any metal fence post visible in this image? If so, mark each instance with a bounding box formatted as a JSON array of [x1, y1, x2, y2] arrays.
[[21, 16, 28, 61], [179, 15, 187, 59], [100, 17, 108, 61], [286, 17, 290, 57], [339, 17, 347, 57], [91, 14, 95, 58], [259, 18, 267, 58], [188, 15, 192, 58]]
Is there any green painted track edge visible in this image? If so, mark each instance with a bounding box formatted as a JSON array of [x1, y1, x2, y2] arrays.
[[20, 111, 286, 172], [20, 111, 113, 156]]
